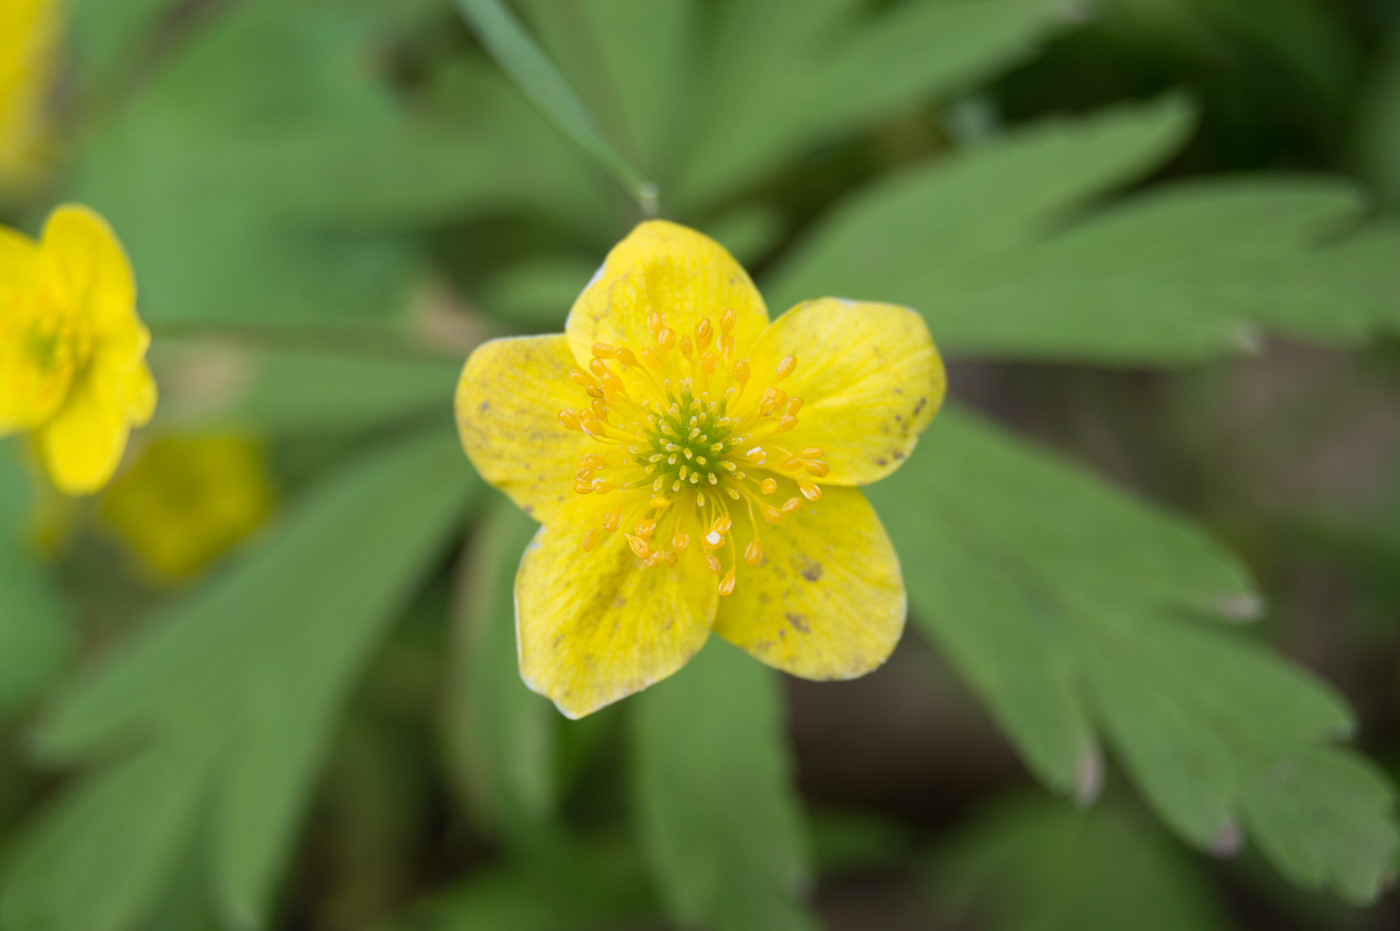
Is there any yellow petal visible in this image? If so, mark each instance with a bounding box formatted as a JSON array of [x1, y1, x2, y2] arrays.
[[516, 497, 719, 718], [713, 485, 905, 680], [35, 363, 131, 495], [566, 220, 768, 367], [748, 298, 944, 486], [0, 227, 66, 434], [40, 205, 139, 339], [455, 334, 597, 525]]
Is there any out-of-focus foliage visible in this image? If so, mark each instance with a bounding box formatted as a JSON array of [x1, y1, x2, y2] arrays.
[[1, 0, 1399, 929], [928, 793, 1233, 931]]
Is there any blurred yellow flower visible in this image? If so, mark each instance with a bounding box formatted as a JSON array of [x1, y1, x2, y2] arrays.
[[456, 220, 945, 718], [101, 434, 276, 582], [0, 0, 59, 189], [0, 205, 157, 495]]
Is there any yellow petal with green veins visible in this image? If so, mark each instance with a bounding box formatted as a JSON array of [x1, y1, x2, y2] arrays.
[[566, 220, 768, 369], [516, 496, 719, 718], [713, 485, 905, 680], [455, 334, 600, 525], [748, 298, 945, 486]]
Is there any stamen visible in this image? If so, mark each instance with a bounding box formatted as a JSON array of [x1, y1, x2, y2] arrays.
[[592, 342, 616, 359], [745, 541, 763, 566], [781, 497, 802, 514], [718, 567, 736, 596], [582, 528, 598, 551], [775, 354, 796, 380], [760, 478, 777, 494], [559, 409, 582, 430]]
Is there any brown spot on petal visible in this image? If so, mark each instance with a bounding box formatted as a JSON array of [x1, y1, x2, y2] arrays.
[[801, 561, 823, 582], [785, 612, 810, 633]]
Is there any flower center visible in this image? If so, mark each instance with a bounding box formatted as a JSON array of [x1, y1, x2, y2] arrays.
[[557, 308, 829, 596], [0, 287, 93, 407]]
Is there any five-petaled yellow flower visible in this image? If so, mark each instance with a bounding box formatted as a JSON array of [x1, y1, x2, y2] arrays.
[[1, 205, 157, 495], [456, 221, 945, 718]]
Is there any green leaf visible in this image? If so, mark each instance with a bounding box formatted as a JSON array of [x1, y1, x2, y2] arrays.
[[677, 0, 1075, 209], [766, 97, 1400, 363], [869, 407, 1400, 902], [1, 428, 478, 931], [376, 839, 653, 931], [452, 0, 656, 210], [764, 94, 1196, 310], [929, 793, 1232, 931], [631, 639, 818, 931], [444, 497, 561, 851], [1356, 30, 1400, 212], [151, 340, 461, 436], [0, 444, 74, 712]]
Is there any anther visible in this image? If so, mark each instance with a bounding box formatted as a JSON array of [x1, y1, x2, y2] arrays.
[[696, 318, 712, 348], [713, 516, 732, 534], [718, 567, 736, 596], [775, 354, 797, 380], [705, 554, 723, 574], [579, 454, 608, 469], [674, 532, 690, 551], [781, 497, 802, 514], [591, 399, 608, 420], [773, 416, 798, 434], [704, 531, 723, 550], [603, 510, 622, 531], [658, 328, 675, 352], [761, 505, 782, 523], [734, 358, 750, 385], [787, 398, 804, 416], [760, 478, 777, 494], [589, 358, 608, 377], [569, 368, 593, 386], [746, 447, 766, 465], [574, 481, 594, 494], [745, 541, 763, 567], [805, 461, 830, 477], [799, 447, 824, 458], [726, 487, 740, 500], [592, 342, 617, 359], [558, 409, 582, 430], [799, 481, 822, 502], [650, 497, 671, 510], [593, 481, 617, 494], [627, 535, 651, 560], [648, 311, 663, 336], [582, 528, 598, 551], [641, 347, 661, 370], [600, 372, 628, 398], [616, 347, 638, 366], [720, 307, 736, 333], [636, 519, 657, 539], [679, 335, 693, 359]]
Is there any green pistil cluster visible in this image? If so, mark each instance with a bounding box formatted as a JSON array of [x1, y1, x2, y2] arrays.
[[638, 387, 745, 499]]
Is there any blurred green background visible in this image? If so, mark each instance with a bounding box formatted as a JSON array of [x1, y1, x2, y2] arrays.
[[3, 0, 1400, 929]]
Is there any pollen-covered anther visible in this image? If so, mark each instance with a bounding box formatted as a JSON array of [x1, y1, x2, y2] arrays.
[[602, 509, 622, 531], [773, 415, 799, 434], [558, 409, 582, 430], [579, 454, 608, 469], [696, 317, 713, 349], [626, 535, 651, 560], [647, 310, 663, 336], [592, 342, 617, 359], [761, 505, 782, 523], [581, 527, 598, 551], [705, 554, 723, 573], [673, 532, 690, 551], [781, 497, 803, 514], [775, 354, 797, 380], [760, 478, 778, 494], [679, 335, 693, 359], [703, 530, 723, 551], [616, 347, 638, 366], [799, 480, 822, 502], [721, 307, 736, 333], [746, 447, 766, 465], [733, 358, 750, 386], [718, 567, 736, 596], [744, 541, 763, 567]]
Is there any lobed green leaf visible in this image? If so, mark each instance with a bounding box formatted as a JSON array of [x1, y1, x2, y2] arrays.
[[2, 428, 479, 931], [870, 407, 1399, 902], [631, 639, 819, 931]]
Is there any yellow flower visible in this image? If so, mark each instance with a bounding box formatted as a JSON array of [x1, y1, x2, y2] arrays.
[[0, 205, 157, 495], [101, 434, 276, 582], [0, 0, 59, 189], [456, 221, 945, 718]]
